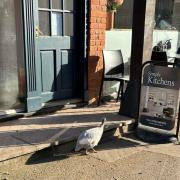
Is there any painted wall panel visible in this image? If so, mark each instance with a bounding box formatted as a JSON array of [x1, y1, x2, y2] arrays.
[[0, 0, 19, 110], [40, 51, 55, 92]]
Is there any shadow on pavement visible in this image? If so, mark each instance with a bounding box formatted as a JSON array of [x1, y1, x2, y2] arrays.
[[26, 134, 145, 165], [26, 140, 79, 165]]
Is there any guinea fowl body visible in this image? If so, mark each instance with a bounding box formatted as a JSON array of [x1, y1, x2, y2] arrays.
[[75, 118, 106, 152]]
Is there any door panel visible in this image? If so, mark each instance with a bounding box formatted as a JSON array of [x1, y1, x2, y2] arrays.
[[54, 50, 75, 99], [40, 51, 55, 92], [61, 51, 73, 89], [36, 37, 74, 49]]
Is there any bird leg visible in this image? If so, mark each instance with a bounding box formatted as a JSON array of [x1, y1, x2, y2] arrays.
[[85, 149, 89, 155], [92, 148, 97, 153]]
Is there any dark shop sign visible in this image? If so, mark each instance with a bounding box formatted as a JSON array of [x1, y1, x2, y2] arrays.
[[139, 65, 180, 131]]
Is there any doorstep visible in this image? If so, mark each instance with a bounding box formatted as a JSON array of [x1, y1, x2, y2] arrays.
[[0, 109, 24, 122], [0, 98, 85, 122]]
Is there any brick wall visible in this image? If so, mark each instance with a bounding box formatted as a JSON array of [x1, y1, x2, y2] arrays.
[[88, 0, 107, 104]]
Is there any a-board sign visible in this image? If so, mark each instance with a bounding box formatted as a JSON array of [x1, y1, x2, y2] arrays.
[[137, 63, 180, 142]]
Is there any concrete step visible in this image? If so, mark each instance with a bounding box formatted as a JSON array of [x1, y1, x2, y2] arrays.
[[0, 113, 24, 122], [50, 122, 135, 157], [0, 101, 135, 162]]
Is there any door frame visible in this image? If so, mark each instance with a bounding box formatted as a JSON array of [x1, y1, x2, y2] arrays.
[[22, 0, 88, 112]]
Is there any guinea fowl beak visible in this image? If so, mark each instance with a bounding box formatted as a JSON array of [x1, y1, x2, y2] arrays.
[[101, 117, 106, 126]]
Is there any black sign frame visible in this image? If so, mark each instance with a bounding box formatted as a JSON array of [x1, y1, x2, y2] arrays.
[[137, 61, 180, 142]]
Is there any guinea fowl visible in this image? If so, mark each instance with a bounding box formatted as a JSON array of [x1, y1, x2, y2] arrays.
[[75, 118, 106, 155]]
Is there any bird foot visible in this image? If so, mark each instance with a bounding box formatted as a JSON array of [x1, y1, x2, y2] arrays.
[[92, 148, 97, 153], [85, 150, 89, 155]]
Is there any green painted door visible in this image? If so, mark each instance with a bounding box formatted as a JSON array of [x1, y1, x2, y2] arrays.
[[34, 0, 78, 103]]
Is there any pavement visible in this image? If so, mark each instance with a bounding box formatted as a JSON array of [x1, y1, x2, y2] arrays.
[[0, 133, 179, 180], [0, 102, 135, 162]]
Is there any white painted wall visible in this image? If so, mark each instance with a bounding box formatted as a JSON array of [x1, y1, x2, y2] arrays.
[[103, 30, 132, 97], [0, 0, 19, 109], [105, 30, 132, 65], [103, 29, 180, 97], [105, 29, 180, 62], [153, 30, 180, 57]]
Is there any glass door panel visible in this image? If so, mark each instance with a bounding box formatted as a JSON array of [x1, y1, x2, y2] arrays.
[[52, 0, 63, 10], [64, 0, 74, 11], [37, 0, 75, 37], [39, 11, 51, 36], [38, 0, 50, 8], [52, 12, 63, 36], [64, 13, 74, 36]]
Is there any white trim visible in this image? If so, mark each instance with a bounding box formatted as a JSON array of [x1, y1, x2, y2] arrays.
[[0, 108, 23, 116]]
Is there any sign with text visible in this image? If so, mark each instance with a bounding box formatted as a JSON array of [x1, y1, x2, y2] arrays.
[[139, 65, 180, 133]]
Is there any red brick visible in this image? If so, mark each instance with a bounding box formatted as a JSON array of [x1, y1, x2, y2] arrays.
[[90, 0, 100, 5], [90, 11, 106, 18], [99, 0, 106, 5], [90, 22, 99, 29], [90, 17, 97, 23], [88, 0, 106, 104], [89, 46, 98, 51], [98, 23, 106, 29], [101, 17, 106, 23], [90, 40, 96, 46]]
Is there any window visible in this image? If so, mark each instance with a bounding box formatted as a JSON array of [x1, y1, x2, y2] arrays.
[[38, 0, 74, 36], [114, 0, 134, 29], [154, 0, 180, 31], [153, 0, 180, 64]]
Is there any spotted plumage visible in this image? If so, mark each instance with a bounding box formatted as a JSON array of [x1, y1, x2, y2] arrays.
[[75, 118, 106, 154]]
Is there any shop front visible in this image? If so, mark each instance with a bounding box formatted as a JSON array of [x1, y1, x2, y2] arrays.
[[0, 0, 88, 114]]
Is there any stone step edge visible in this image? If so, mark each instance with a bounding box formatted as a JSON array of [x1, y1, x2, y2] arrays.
[[0, 118, 135, 162], [48, 119, 135, 148]]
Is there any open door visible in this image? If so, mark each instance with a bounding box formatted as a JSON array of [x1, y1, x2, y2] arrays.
[[22, 0, 85, 112]]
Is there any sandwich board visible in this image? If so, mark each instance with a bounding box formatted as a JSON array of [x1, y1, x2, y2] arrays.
[[137, 61, 180, 142]]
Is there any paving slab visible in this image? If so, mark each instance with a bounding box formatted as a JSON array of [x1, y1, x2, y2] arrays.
[[0, 136, 36, 162], [1, 138, 180, 180], [120, 134, 180, 158], [90, 138, 142, 162], [90, 134, 180, 163], [0, 102, 135, 161], [141, 143, 180, 158]]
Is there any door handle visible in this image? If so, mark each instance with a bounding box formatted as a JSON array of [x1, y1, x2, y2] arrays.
[[35, 26, 43, 37]]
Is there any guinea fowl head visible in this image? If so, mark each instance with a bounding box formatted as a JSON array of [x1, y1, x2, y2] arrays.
[[100, 117, 106, 128]]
